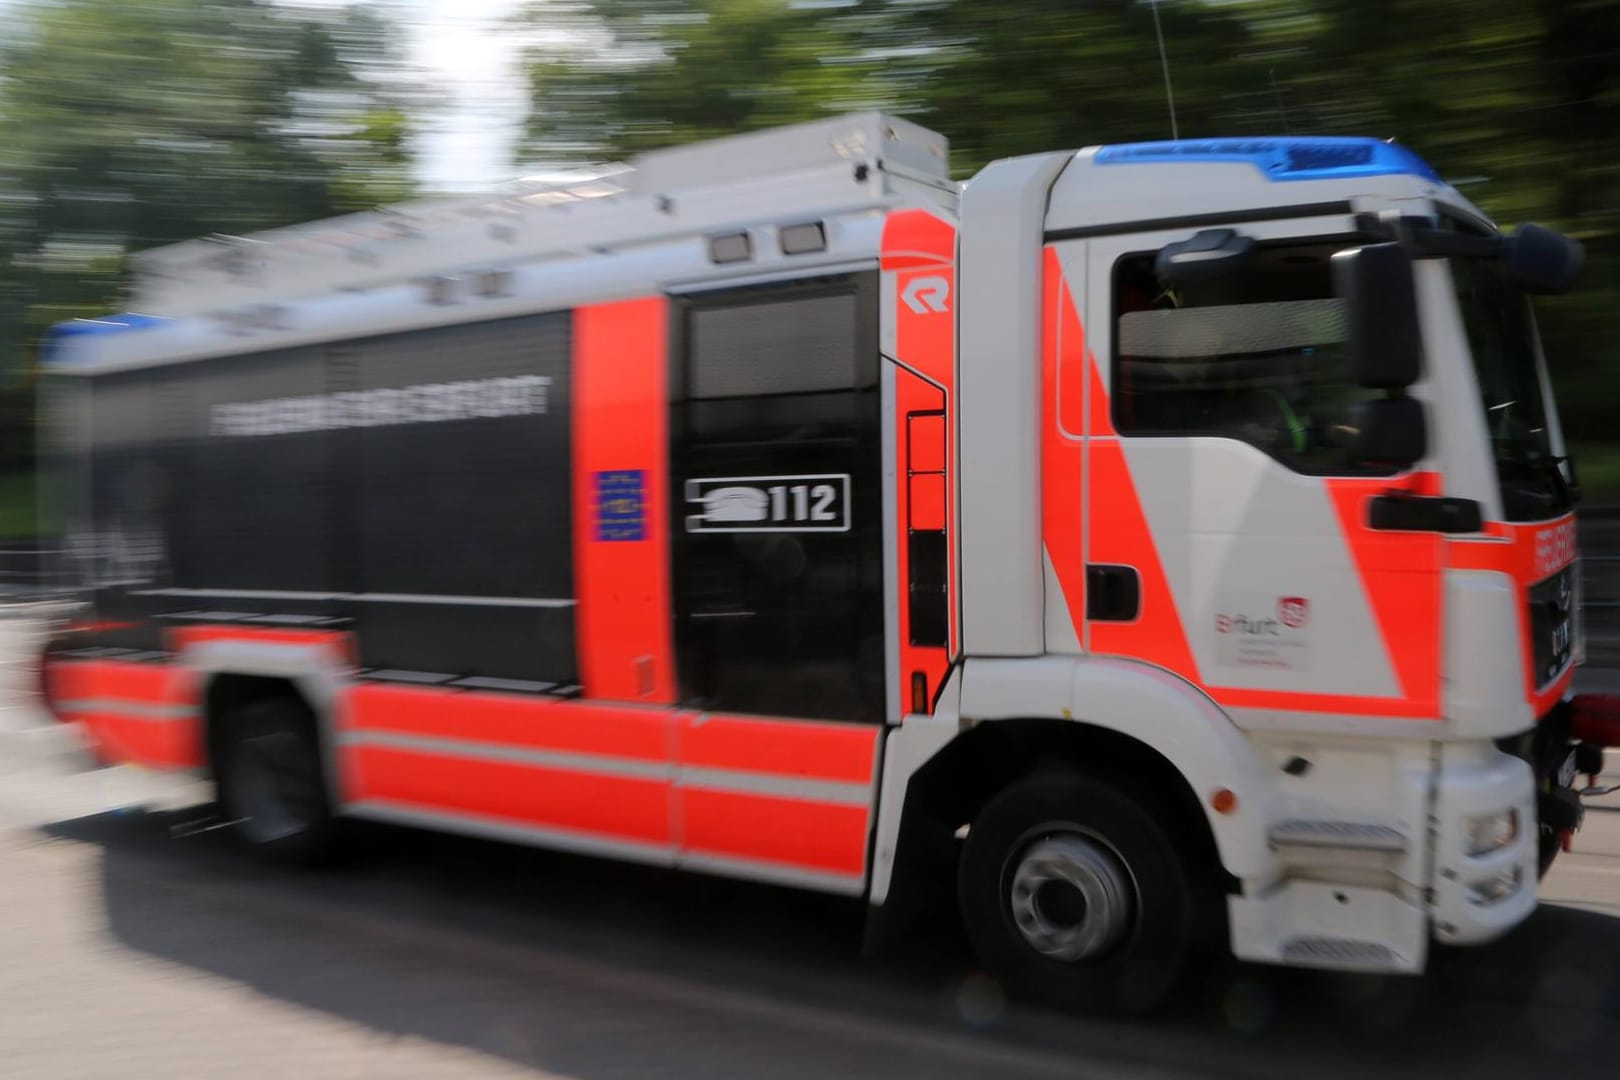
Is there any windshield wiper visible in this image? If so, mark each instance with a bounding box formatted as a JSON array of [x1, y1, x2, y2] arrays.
[[1497, 449, 1578, 510]]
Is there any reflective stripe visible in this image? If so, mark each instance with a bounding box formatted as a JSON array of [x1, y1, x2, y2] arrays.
[[679, 713, 877, 785], [346, 743, 672, 845], [346, 685, 668, 764], [55, 698, 196, 721], [341, 729, 672, 782], [675, 766, 871, 808], [343, 729, 874, 806]]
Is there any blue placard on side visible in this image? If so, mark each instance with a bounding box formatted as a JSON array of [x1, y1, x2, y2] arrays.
[[595, 469, 646, 541]]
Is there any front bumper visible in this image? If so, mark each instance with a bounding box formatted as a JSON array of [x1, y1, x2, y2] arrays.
[[1430, 742, 1539, 946]]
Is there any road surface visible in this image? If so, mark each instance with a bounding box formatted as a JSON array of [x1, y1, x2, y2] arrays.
[[5, 610, 1620, 1079]]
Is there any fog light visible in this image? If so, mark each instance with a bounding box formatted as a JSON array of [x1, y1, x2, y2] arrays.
[[1466, 863, 1524, 906], [1464, 808, 1519, 857]]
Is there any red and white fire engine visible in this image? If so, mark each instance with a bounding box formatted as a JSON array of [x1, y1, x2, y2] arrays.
[[35, 114, 1608, 1013]]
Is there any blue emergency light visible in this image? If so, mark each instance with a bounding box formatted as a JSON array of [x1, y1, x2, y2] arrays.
[[1094, 136, 1442, 184], [39, 313, 167, 366]]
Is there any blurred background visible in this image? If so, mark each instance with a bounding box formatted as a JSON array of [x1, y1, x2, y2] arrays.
[[2, 0, 1618, 546]]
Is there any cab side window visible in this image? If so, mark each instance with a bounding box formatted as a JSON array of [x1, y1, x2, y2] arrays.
[[1111, 242, 1384, 474]]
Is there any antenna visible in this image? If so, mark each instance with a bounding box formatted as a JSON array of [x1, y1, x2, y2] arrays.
[[1149, 0, 1180, 140], [1269, 69, 1292, 134]]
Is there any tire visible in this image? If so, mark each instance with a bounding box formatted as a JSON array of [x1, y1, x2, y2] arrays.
[[957, 770, 1199, 1016], [214, 695, 344, 867]]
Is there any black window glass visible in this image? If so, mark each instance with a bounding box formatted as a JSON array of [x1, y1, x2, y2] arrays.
[[1112, 241, 1383, 474], [689, 293, 858, 399]]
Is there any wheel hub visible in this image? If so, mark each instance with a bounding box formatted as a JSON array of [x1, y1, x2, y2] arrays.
[[1008, 834, 1135, 962], [232, 730, 321, 844]]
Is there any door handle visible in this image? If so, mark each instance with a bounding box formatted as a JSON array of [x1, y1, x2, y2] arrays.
[[1367, 494, 1483, 534], [1086, 564, 1141, 622]]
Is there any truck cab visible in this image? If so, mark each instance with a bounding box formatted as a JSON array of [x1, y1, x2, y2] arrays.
[[889, 132, 1589, 1005]]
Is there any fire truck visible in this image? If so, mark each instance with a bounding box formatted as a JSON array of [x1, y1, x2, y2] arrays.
[[34, 113, 1605, 1014]]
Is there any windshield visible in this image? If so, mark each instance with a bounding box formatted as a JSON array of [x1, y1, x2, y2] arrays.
[[1448, 255, 1573, 521]]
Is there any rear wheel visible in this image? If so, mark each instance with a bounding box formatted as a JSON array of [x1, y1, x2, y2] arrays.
[[215, 695, 343, 866], [958, 770, 1200, 1016]]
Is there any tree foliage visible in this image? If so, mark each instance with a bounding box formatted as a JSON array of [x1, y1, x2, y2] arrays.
[[0, 0, 422, 471]]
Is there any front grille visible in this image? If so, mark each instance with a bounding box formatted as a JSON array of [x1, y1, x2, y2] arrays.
[[1528, 563, 1576, 687]]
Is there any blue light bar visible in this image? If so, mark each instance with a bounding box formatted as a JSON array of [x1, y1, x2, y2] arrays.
[[1093, 137, 1441, 184], [40, 313, 167, 366]]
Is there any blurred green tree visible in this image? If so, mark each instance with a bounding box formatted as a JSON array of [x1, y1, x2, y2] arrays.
[[0, 0, 424, 478]]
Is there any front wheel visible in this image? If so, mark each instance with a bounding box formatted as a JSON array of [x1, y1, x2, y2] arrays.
[[958, 771, 1200, 1016], [215, 695, 344, 867]]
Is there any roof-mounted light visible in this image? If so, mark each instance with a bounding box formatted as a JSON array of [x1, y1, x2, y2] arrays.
[[1093, 137, 1441, 184], [40, 313, 168, 366]]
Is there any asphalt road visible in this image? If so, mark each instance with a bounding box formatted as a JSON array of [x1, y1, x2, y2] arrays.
[[8, 612, 1620, 1080]]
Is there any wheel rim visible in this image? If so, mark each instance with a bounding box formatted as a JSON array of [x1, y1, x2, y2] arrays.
[[1006, 831, 1136, 962], [231, 730, 322, 844]]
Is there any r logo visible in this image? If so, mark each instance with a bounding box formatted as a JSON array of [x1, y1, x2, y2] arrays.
[[901, 275, 951, 315], [1278, 597, 1309, 630]]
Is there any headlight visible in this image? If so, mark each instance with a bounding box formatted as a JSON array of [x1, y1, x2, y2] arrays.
[[1467, 864, 1524, 906], [1464, 808, 1519, 857]]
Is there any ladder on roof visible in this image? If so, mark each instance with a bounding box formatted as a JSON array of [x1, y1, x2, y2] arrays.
[[128, 113, 953, 320]]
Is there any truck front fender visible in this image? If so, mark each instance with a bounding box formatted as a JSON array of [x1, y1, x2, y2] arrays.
[[956, 654, 1280, 881]]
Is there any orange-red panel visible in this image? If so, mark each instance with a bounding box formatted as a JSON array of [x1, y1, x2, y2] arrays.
[[92, 660, 192, 704], [1209, 688, 1435, 719], [1042, 247, 1086, 638], [681, 788, 869, 875], [43, 658, 97, 705], [909, 473, 947, 531], [1321, 476, 1443, 716], [572, 297, 675, 705], [894, 369, 953, 714], [910, 413, 946, 473], [1087, 439, 1201, 680], [351, 746, 671, 845], [47, 659, 196, 708], [886, 208, 959, 715], [77, 710, 203, 769], [345, 683, 669, 763], [678, 714, 877, 784], [1447, 512, 1578, 715]]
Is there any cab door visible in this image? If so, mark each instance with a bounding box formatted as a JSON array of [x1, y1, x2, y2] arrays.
[[667, 270, 886, 724], [1076, 220, 1446, 723]]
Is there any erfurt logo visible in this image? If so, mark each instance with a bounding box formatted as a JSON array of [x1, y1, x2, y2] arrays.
[[1215, 613, 1281, 636], [1215, 593, 1312, 672], [1534, 520, 1577, 579]]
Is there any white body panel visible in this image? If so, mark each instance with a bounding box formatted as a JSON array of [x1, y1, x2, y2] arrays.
[[955, 152, 1074, 657]]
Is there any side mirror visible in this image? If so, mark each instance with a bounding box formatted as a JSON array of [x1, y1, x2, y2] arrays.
[[1154, 228, 1255, 286], [1334, 242, 1421, 390], [1348, 396, 1427, 469], [1502, 223, 1583, 295]]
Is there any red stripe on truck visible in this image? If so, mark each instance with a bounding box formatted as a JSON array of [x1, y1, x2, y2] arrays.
[[350, 747, 673, 847], [345, 684, 670, 763], [677, 713, 878, 785]]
